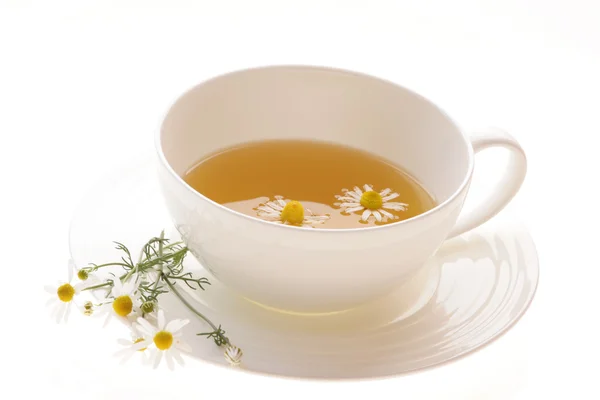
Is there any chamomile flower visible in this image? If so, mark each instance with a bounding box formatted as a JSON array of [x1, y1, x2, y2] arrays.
[[44, 260, 88, 323], [335, 184, 408, 222], [255, 196, 330, 227], [134, 310, 191, 370], [115, 326, 150, 365], [45, 281, 85, 323], [70, 259, 101, 287], [45, 259, 86, 323], [224, 344, 243, 367], [96, 277, 140, 327]]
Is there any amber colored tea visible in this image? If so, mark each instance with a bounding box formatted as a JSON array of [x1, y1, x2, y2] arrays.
[[183, 140, 436, 229]]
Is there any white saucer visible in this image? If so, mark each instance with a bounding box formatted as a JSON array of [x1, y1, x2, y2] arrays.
[[69, 158, 539, 379]]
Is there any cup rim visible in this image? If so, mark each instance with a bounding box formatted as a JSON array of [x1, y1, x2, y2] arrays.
[[155, 64, 474, 233]]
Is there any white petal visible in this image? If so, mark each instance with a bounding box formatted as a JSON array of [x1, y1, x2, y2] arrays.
[[165, 319, 189, 334], [335, 196, 359, 202], [257, 205, 277, 213], [344, 206, 365, 213], [361, 210, 372, 221], [55, 304, 66, 324], [353, 186, 363, 195], [132, 340, 150, 351], [171, 348, 185, 366], [305, 215, 329, 223], [112, 278, 123, 296], [146, 348, 157, 366], [379, 188, 392, 196], [339, 202, 360, 208], [64, 303, 72, 323], [165, 351, 174, 370], [380, 209, 395, 219], [117, 338, 131, 346], [382, 193, 400, 201], [122, 279, 136, 295], [153, 351, 163, 369], [276, 199, 286, 207], [373, 211, 382, 222], [46, 297, 57, 307], [363, 184, 373, 192], [383, 202, 408, 211], [136, 318, 157, 336], [175, 340, 192, 353], [270, 204, 284, 212], [157, 310, 166, 330], [347, 191, 361, 200], [44, 285, 56, 294]]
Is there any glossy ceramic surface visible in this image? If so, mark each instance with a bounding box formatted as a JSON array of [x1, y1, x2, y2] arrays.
[[156, 65, 527, 312], [69, 159, 538, 379]]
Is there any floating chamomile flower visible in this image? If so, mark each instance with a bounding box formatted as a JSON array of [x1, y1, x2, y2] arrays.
[[96, 277, 140, 327], [224, 344, 243, 367], [255, 196, 330, 227], [335, 184, 408, 223], [134, 310, 191, 370]]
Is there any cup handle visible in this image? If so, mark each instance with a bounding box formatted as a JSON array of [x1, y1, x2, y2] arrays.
[[447, 127, 527, 239]]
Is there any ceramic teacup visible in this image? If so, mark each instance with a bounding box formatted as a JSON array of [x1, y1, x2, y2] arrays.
[[156, 65, 527, 313]]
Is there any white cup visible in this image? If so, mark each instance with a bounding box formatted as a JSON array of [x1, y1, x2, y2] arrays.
[[156, 65, 527, 314]]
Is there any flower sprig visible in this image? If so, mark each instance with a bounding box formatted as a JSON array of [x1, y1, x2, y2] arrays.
[[46, 230, 242, 369]]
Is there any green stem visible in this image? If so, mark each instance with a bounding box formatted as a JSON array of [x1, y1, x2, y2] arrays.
[[138, 240, 183, 264], [82, 281, 112, 291], [91, 262, 131, 270], [166, 275, 208, 285], [155, 230, 224, 341], [148, 275, 162, 298], [123, 246, 146, 283], [147, 231, 166, 299], [163, 275, 221, 334]]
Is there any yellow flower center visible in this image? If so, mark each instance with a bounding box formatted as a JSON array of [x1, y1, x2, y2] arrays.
[[77, 269, 89, 280], [112, 295, 133, 317], [153, 331, 173, 350], [360, 191, 383, 210], [134, 337, 147, 352], [57, 283, 75, 302], [281, 200, 304, 225]]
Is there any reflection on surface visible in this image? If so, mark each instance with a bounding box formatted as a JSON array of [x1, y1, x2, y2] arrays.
[[160, 227, 538, 379], [68, 159, 539, 380]]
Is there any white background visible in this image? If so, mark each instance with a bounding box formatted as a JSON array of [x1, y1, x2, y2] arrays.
[[1, 1, 599, 398]]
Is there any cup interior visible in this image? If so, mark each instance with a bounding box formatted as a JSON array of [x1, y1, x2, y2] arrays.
[[159, 66, 471, 205]]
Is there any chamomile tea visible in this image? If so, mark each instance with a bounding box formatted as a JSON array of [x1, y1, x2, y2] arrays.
[[183, 140, 436, 228]]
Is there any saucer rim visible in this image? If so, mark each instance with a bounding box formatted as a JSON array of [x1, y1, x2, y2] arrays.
[[67, 156, 540, 382]]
